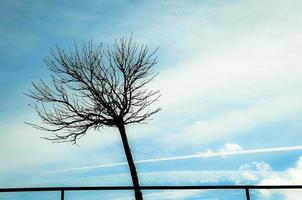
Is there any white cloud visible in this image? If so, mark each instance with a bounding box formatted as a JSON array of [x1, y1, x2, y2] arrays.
[[239, 161, 272, 182], [161, 89, 302, 147], [220, 143, 242, 152], [218, 143, 242, 158], [239, 161, 272, 172], [258, 156, 302, 200], [158, 52, 302, 145]]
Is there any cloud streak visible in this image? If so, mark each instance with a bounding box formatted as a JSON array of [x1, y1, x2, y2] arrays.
[[48, 144, 302, 173]]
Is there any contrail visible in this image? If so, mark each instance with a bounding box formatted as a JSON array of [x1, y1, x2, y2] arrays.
[[47, 145, 302, 173]]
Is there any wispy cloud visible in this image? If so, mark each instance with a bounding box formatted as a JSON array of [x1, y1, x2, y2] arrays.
[[146, 22, 302, 149]]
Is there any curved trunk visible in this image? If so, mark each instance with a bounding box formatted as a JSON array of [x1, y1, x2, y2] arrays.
[[117, 124, 143, 200]]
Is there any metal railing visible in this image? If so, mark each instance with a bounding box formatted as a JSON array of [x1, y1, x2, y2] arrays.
[[1, 185, 302, 200]]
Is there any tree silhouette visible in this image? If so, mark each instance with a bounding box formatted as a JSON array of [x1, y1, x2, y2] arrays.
[[26, 37, 160, 200]]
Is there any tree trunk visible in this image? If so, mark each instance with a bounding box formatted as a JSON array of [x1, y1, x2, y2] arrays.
[[117, 124, 143, 200]]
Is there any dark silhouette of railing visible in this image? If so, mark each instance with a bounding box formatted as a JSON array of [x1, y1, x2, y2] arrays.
[[1, 185, 302, 200]]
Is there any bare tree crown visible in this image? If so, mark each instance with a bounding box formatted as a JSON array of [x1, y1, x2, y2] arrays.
[[26, 37, 160, 143]]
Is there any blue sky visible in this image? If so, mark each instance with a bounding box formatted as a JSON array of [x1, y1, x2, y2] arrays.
[[1, 0, 302, 199]]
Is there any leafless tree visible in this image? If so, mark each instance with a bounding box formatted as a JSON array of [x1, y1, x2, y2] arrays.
[[25, 37, 161, 200]]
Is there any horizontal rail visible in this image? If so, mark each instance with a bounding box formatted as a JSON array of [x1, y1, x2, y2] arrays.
[[1, 185, 302, 192], [2, 185, 302, 200]]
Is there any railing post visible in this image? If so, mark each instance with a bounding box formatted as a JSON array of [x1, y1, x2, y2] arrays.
[[61, 190, 64, 200], [245, 188, 250, 200]]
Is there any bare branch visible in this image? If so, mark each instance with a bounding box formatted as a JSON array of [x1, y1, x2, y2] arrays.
[[26, 37, 160, 143]]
